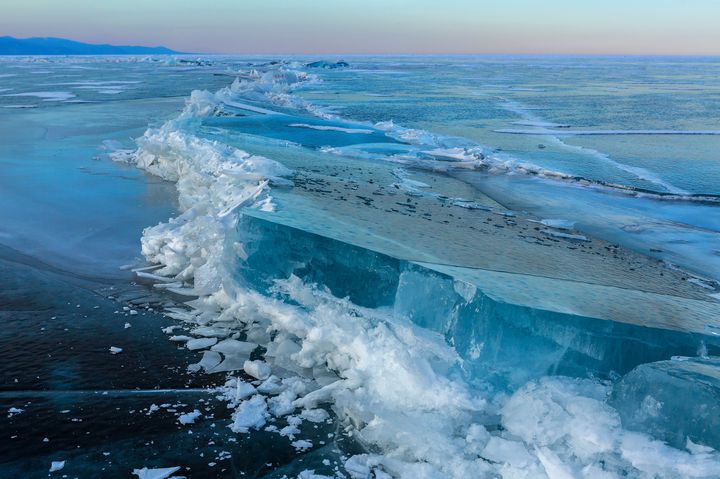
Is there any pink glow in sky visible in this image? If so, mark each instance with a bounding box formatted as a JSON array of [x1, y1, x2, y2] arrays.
[[2, 0, 720, 55]]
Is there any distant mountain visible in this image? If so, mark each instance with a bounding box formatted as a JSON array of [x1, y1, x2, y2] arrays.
[[0, 36, 182, 55]]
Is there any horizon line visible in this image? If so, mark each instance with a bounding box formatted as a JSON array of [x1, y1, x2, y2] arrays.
[[5, 52, 720, 59], [3, 36, 720, 58]]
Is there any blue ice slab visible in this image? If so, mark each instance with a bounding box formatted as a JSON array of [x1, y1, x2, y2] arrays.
[[610, 357, 720, 450], [236, 212, 720, 389]]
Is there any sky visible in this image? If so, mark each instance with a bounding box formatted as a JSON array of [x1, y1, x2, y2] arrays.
[[2, 0, 720, 55]]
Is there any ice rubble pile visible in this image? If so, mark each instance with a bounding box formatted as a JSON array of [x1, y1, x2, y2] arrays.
[[117, 69, 720, 478]]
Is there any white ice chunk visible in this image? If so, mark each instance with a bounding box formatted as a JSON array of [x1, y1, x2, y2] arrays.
[[279, 423, 300, 439], [269, 389, 298, 416], [230, 395, 268, 433], [291, 439, 313, 451], [209, 354, 249, 373], [191, 326, 231, 338], [481, 436, 535, 467], [132, 466, 181, 479], [169, 335, 192, 342], [188, 351, 222, 373], [178, 409, 201, 425], [300, 408, 329, 423], [109, 346, 123, 354], [211, 339, 257, 356], [49, 461, 65, 472], [257, 376, 284, 395], [235, 381, 257, 402], [243, 360, 271, 380], [186, 337, 218, 350]]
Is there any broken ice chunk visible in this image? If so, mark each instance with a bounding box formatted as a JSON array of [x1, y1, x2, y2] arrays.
[[312, 366, 340, 387], [291, 439, 313, 451], [186, 337, 218, 350], [8, 407, 24, 417], [266, 338, 301, 358], [244, 360, 271, 380], [178, 410, 201, 425], [245, 325, 271, 344], [208, 354, 248, 373], [109, 346, 123, 354], [610, 356, 720, 450], [481, 436, 535, 466], [191, 326, 231, 338], [257, 376, 285, 395], [265, 339, 302, 372], [49, 461, 65, 472], [269, 389, 298, 416], [169, 335, 192, 342], [230, 395, 268, 433], [211, 339, 257, 356], [132, 466, 181, 479], [300, 408, 329, 423], [235, 381, 257, 402], [279, 422, 300, 439], [188, 351, 222, 373]]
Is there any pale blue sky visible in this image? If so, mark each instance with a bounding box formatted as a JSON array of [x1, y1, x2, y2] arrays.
[[2, 0, 720, 55]]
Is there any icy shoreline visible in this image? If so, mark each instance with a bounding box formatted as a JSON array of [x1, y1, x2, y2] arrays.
[[111, 66, 720, 478]]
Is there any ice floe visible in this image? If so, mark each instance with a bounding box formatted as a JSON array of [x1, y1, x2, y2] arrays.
[[185, 337, 217, 350]]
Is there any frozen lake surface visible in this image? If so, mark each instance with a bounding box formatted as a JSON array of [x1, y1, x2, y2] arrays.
[[1, 55, 720, 478]]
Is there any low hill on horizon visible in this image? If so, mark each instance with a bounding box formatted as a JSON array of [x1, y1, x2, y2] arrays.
[[0, 36, 182, 55]]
